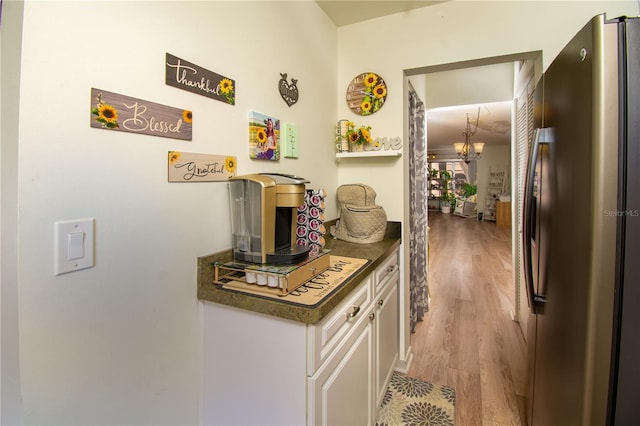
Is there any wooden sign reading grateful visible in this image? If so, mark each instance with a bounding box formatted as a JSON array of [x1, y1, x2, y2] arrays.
[[168, 151, 237, 183]]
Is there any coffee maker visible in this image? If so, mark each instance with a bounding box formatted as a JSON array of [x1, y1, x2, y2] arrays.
[[229, 173, 310, 264]]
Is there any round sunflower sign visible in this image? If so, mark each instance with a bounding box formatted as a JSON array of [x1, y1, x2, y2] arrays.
[[345, 72, 387, 116]]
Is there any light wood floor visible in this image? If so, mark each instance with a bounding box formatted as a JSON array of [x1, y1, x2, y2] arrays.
[[408, 212, 528, 426]]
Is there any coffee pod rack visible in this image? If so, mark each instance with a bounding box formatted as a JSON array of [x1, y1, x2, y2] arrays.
[[213, 250, 331, 296]]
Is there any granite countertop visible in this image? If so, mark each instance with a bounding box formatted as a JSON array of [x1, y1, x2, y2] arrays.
[[197, 221, 401, 324]]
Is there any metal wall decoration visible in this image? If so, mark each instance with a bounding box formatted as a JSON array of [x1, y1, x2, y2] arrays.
[[165, 53, 235, 105], [168, 151, 237, 182], [90, 88, 192, 141], [278, 73, 299, 107]]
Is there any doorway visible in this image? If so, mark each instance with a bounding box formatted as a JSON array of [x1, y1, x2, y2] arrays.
[[404, 52, 541, 425], [404, 50, 542, 341]]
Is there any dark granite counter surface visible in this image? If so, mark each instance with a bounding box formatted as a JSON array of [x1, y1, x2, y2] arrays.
[[197, 221, 401, 324]]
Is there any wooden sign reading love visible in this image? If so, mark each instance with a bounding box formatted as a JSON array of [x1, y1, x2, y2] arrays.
[[90, 88, 192, 141]]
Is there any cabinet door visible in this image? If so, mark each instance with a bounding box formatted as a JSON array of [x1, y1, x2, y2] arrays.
[[308, 316, 373, 426], [374, 272, 399, 407]]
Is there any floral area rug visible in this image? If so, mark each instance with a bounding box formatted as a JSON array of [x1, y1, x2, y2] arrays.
[[375, 372, 456, 426]]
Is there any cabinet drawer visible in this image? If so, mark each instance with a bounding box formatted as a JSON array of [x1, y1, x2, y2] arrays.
[[374, 250, 399, 293], [307, 276, 372, 375]]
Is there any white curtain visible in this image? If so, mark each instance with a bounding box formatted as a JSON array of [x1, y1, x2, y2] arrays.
[[408, 84, 429, 333]]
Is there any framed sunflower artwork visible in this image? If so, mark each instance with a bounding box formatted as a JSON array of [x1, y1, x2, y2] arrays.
[[345, 72, 387, 116], [167, 151, 237, 182], [249, 111, 280, 161]]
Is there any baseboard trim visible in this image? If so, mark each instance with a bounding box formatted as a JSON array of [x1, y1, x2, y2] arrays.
[[393, 345, 413, 373]]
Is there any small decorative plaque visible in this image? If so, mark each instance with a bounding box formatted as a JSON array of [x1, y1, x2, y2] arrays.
[[168, 151, 237, 182], [278, 73, 299, 107], [165, 53, 235, 105], [90, 88, 192, 141]]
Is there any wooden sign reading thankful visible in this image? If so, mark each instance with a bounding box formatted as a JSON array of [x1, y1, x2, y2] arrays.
[[165, 53, 235, 105], [90, 88, 192, 141], [168, 151, 237, 182]]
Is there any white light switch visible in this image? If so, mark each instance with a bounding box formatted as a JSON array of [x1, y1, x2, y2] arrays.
[[67, 232, 84, 260], [55, 218, 94, 275]]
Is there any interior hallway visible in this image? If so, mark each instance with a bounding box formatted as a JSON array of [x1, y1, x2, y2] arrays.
[[408, 212, 528, 426]]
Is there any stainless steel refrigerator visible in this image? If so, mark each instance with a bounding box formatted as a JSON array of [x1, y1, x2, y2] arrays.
[[523, 14, 640, 426]]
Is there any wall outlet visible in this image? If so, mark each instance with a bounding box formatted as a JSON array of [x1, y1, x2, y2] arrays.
[[282, 122, 299, 158]]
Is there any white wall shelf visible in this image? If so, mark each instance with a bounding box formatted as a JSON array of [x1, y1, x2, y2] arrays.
[[336, 151, 402, 159]]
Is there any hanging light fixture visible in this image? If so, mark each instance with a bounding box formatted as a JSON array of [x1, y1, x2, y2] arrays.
[[453, 107, 485, 164]]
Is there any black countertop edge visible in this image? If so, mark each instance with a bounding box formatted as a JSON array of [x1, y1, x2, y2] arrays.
[[197, 221, 402, 324]]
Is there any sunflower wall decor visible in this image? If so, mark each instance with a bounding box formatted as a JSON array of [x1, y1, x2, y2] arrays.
[[249, 111, 280, 161], [345, 72, 387, 116], [165, 53, 235, 105], [90, 88, 193, 141], [167, 151, 237, 182]]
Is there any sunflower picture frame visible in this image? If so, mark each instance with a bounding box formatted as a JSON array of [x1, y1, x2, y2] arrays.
[[345, 72, 387, 116], [249, 111, 280, 161]]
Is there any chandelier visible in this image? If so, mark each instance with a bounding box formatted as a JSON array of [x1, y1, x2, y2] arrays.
[[453, 107, 485, 164]]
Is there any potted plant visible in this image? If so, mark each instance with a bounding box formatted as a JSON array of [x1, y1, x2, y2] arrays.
[[439, 170, 453, 213], [462, 183, 477, 202], [345, 121, 372, 152], [447, 193, 458, 214]]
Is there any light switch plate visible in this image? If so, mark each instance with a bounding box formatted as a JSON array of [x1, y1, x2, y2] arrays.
[[282, 122, 299, 158], [54, 218, 94, 275]]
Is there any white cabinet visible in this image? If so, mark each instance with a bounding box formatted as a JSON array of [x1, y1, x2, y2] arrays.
[[374, 269, 399, 408], [202, 304, 308, 425], [202, 247, 400, 425], [309, 247, 400, 425], [307, 311, 374, 425], [307, 277, 372, 375]]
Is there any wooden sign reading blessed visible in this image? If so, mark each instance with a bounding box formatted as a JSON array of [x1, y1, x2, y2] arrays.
[[168, 151, 237, 182], [165, 53, 235, 105], [90, 88, 192, 141]]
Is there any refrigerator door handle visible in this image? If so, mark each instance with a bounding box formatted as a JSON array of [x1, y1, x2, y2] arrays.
[[523, 127, 553, 314]]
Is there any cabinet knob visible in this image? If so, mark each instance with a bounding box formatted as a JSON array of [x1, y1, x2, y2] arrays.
[[368, 312, 376, 321], [345, 305, 361, 319], [377, 299, 384, 307]]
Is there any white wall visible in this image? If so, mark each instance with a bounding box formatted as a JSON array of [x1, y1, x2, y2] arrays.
[[421, 62, 516, 110], [12, 1, 337, 424], [7, 1, 640, 424], [1, 1, 25, 424], [336, 1, 639, 216]]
